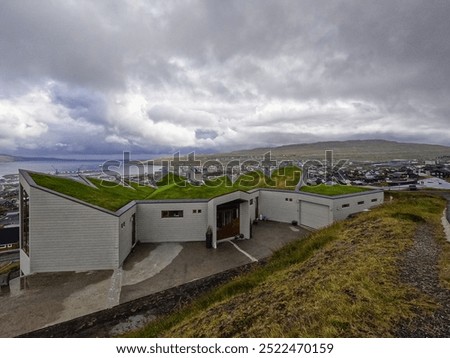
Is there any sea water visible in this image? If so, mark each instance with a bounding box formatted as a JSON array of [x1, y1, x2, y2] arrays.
[[0, 154, 162, 177]]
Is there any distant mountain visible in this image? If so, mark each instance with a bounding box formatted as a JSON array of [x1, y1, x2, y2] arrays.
[[0, 154, 20, 163], [0, 154, 94, 163], [222, 140, 450, 161]]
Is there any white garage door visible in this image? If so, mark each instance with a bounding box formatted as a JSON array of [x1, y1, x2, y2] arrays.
[[300, 201, 330, 229]]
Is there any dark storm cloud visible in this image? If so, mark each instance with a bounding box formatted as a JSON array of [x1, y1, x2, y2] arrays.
[[0, 0, 449, 155], [0, 1, 126, 90], [49, 83, 108, 125]]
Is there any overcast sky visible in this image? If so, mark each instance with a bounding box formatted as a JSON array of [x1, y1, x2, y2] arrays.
[[0, 0, 449, 156]]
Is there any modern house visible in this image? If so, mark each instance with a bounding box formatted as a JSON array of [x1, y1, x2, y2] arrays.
[[18, 170, 384, 276]]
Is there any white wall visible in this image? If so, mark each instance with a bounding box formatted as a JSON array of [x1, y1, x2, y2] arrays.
[[20, 250, 31, 276], [259, 190, 301, 223], [332, 190, 384, 221], [247, 191, 260, 223], [258, 189, 383, 229], [118, 205, 137, 265], [28, 187, 119, 273], [239, 201, 251, 238], [137, 201, 208, 243]]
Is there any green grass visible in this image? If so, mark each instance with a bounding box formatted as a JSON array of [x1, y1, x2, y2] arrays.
[[155, 172, 186, 187], [30, 174, 156, 212], [149, 176, 234, 200], [270, 166, 302, 189], [127, 193, 448, 338]]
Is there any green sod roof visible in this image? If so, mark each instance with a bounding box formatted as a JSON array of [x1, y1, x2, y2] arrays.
[[29, 166, 372, 211], [30, 174, 156, 211]]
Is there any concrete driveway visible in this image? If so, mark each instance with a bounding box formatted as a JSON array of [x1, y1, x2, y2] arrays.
[[0, 221, 310, 337]]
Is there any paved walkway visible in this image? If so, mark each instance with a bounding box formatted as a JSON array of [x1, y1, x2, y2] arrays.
[[0, 221, 310, 337], [119, 221, 309, 303]]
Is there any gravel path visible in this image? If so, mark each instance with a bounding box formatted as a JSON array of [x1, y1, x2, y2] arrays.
[[396, 223, 450, 337]]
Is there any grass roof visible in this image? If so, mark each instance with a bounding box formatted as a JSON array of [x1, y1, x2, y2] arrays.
[[30, 173, 156, 211], [30, 166, 372, 211], [300, 184, 371, 196]]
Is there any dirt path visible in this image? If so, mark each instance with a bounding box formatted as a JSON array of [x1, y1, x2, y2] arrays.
[[396, 224, 450, 337]]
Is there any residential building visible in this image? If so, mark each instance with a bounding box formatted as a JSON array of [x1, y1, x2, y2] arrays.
[[18, 170, 384, 276]]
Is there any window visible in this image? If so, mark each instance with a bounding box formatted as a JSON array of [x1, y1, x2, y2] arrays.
[[161, 210, 183, 218], [358, 201, 365, 205], [371, 198, 378, 202], [21, 186, 30, 256], [193, 209, 202, 214], [250, 199, 253, 205], [198, 209, 202, 213], [285, 198, 289, 201], [193, 209, 197, 213], [342, 203, 350, 208], [121, 222, 126, 228], [289, 198, 293, 202]]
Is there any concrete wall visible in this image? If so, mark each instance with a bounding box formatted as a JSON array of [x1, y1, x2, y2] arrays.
[[28, 187, 119, 273], [136, 201, 208, 243], [332, 190, 384, 221]]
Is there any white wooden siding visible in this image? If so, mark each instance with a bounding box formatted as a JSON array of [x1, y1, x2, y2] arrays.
[[29, 187, 119, 273]]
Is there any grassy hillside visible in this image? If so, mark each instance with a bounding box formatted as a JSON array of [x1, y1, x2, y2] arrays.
[[206, 139, 450, 161], [128, 193, 449, 338]]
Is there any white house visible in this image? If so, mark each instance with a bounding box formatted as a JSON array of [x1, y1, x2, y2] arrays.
[[18, 170, 384, 276]]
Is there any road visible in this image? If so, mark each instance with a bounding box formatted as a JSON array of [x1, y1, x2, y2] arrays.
[[0, 250, 19, 263]]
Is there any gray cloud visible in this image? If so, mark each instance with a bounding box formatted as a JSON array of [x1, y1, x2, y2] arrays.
[[0, 0, 449, 156]]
